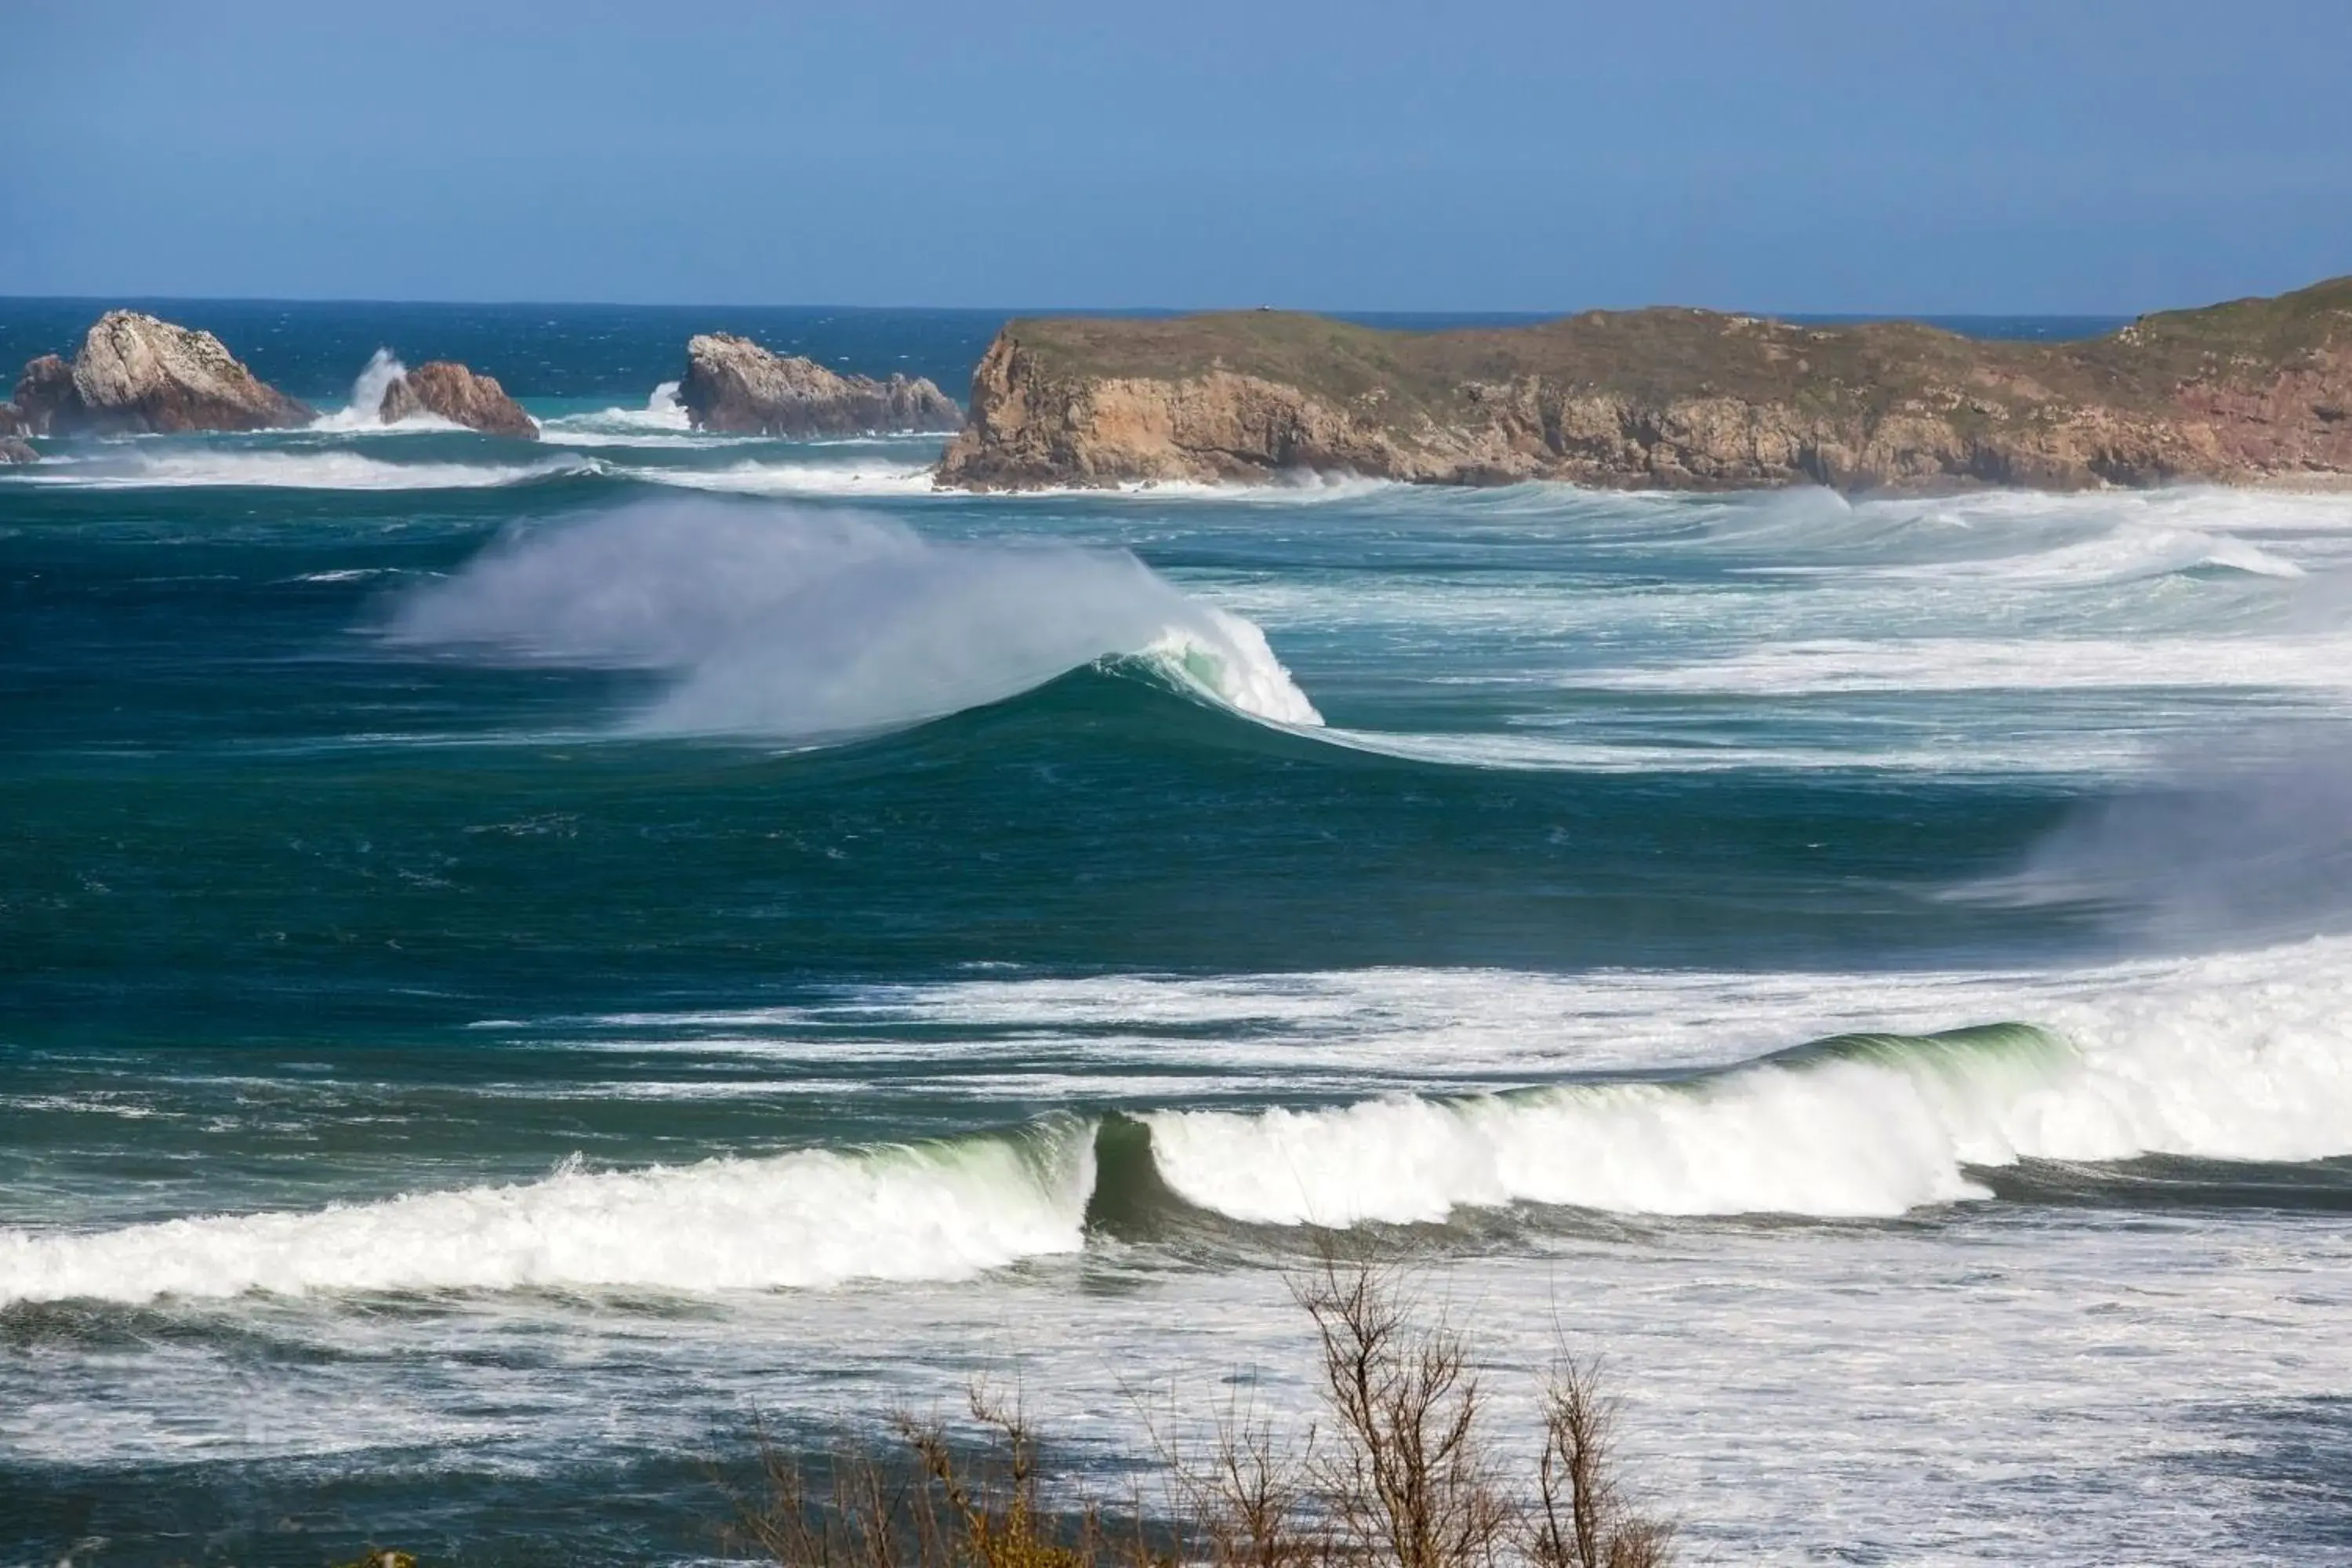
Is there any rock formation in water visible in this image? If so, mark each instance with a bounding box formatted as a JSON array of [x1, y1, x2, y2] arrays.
[[681, 333, 961, 437], [935, 275, 2352, 492], [0, 401, 31, 461], [9, 311, 314, 435], [379, 360, 539, 438]]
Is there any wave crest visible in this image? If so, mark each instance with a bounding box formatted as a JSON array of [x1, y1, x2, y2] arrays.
[[382, 499, 1322, 736], [0, 1120, 1094, 1305]]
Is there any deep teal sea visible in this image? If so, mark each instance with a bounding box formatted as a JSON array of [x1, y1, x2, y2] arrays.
[[3, 303, 2350, 1566]]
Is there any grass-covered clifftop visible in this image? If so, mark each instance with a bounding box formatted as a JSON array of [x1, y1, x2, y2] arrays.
[[936, 276, 2352, 492]]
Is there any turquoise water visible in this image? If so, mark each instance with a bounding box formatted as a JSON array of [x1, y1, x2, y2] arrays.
[[5, 305, 2351, 1564]]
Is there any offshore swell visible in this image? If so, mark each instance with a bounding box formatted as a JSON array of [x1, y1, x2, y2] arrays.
[[5, 303, 2352, 1566]]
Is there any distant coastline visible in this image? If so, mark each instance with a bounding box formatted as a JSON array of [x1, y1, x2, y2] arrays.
[[934, 277, 2352, 494]]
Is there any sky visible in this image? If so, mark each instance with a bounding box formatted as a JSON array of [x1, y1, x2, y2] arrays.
[[3, 0, 2348, 314]]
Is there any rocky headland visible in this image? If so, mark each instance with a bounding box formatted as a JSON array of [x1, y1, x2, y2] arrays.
[[935, 275, 2352, 492], [12, 311, 314, 435], [379, 360, 538, 437], [683, 333, 961, 437]]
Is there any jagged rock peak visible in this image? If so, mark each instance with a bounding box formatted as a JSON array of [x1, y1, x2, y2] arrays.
[[380, 361, 538, 438], [681, 333, 961, 437], [9, 312, 314, 435]]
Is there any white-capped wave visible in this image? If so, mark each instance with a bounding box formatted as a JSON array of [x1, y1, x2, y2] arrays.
[[537, 382, 725, 448], [0, 1123, 1093, 1305], [626, 460, 942, 495], [309, 348, 462, 434], [382, 499, 1321, 735], [1142, 936, 2352, 1223], [3, 449, 593, 491], [1576, 633, 2352, 697]]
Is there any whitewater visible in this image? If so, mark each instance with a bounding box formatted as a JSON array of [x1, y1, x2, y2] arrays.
[[5, 305, 2351, 1566]]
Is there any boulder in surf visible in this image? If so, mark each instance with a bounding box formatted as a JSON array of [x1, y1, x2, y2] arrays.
[[12, 312, 314, 435], [681, 333, 961, 437], [379, 360, 539, 439]]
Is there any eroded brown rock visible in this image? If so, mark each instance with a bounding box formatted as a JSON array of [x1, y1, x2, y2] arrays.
[[937, 277, 2352, 493], [682, 334, 960, 437], [12, 356, 78, 436], [16, 312, 315, 434], [379, 361, 538, 438], [0, 435, 35, 465]]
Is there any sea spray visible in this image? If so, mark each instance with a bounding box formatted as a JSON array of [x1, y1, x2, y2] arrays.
[[310, 347, 460, 432], [380, 499, 1323, 738]]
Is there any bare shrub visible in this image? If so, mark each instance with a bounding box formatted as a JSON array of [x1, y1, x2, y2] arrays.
[[732, 1262, 1675, 1568], [1294, 1258, 1512, 1568], [1526, 1355, 1675, 1568]]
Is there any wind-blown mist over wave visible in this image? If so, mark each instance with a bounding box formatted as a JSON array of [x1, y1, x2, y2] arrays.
[[381, 500, 1323, 735], [1962, 734, 2352, 943], [0, 1120, 1094, 1304]]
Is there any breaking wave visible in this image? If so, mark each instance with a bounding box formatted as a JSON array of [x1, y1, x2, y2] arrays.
[[380, 499, 1323, 735], [2, 449, 593, 490], [0, 1120, 1094, 1305], [8, 938, 2350, 1304], [310, 348, 463, 434]]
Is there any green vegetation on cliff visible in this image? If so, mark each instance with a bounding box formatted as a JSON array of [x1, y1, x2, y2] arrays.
[[938, 276, 2352, 492]]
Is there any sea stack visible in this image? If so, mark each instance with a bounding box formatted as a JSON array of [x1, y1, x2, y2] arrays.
[[379, 361, 539, 438], [936, 274, 2352, 493], [0, 436, 34, 465], [681, 333, 961, 437], [10, 311, 314, 435]]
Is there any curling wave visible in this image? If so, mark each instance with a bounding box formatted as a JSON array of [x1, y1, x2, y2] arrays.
[[1140, 939, 2352, 1222], [9, 939, 2351, 1304], [381, 499, 1322, 736], [0, 1120, 1094, 1305]]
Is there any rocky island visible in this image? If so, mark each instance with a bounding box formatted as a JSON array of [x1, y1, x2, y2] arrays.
[[683, 333, 961, 437], [379, 360, 538, 437], [11, 311, 314, 436], [935, 274, 2352, 492]]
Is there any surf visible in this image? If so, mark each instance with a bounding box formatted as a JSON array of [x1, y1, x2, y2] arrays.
[[11, 935, 2352, 1305], [378, 497, 1323, 739]]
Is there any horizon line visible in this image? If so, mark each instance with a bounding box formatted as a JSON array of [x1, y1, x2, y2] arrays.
[[0, 292, 2140, 323]]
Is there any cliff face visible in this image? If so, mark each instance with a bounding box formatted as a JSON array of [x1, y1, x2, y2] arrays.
[[683, 334, 962, 437], [380, 361, 538, 438], [13, 312, 314, 435], [936, 278, 2352, 492]]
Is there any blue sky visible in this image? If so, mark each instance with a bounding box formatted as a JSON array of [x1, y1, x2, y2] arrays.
[[4, 0, 2347, 312]]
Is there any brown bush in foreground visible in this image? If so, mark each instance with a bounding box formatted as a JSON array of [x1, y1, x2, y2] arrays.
[[729, 1261, 1675, 1568]]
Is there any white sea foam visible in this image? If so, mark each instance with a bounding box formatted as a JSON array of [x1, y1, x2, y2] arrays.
[[2, 449, 593, 491], [1574, 633, 2352, 697], [0, 1123, 1094, 1305], [627, 460, 941, 495], [383, 500, 1322, 735], [1143, 937, 2352, 1223], [308, 349, 464, 434], [538, 382, 735, 448]]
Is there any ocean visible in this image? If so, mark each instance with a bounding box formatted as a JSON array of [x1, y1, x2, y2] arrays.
[[2, 302, 2349, 1566]]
